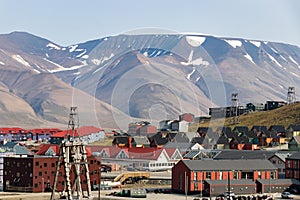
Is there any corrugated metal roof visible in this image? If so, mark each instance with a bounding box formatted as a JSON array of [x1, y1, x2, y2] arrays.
[[288, 151, 300, 159], [256, 179, 300, 185], [205, 179, 255, 185], [213, 150, 275, 160], [182, 159, 277, 171]]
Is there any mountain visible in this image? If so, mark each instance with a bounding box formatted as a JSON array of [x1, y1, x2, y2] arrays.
[[0, 31, 300, 129]]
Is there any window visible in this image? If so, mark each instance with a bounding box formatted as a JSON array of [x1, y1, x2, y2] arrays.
[[51, 163, 55, 168], [219, 172, 222, 180], [287, 160, 291, 168], [270, 171, 275, 179], [234, 171, 239, 179], [194, 182, 198, 190], [44, 163, 47, 167], [34, 183, 38, 188], [35, 162, 39, 166], [39, 172, 42, 176], [193, 172, 197, 180], [206, 172, 211, 180], [278, 160, 282, 164]]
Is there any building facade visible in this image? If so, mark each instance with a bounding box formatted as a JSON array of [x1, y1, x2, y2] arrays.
[[172, 159, 278, 195], [285, 152, 300, 181], [3, 156, 101, 192]]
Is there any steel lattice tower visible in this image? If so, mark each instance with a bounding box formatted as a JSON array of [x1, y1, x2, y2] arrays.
[[287, 87, 296, 104], [50, 107, 92, 200], [231, 93, 240, 124]]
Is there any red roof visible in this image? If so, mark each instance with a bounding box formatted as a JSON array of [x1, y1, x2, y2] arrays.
[[28, 128, 62, 135], [50, 130, 79, 138], [36, 143, 92, 156], [0, 127, 27, 134], [78, 126, 103, 136]]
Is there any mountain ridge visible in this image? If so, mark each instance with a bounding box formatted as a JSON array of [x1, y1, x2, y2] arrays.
[[0, 31, 300, 129]]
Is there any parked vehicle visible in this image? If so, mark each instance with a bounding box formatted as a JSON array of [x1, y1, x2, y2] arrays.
[[101, 165, 112, 172], [282, 192, 294, 199], [224, 191, 235, 199]]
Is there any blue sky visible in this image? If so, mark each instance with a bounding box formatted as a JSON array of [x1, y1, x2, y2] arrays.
[[0, 0, 299, 47]]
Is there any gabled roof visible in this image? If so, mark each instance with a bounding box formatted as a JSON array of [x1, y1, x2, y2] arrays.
[[251, 126, 268, 133], [182, 159, 277, 171], [164, 142, 192, 151], [270, 152, 292, 162], [164, 147, 181, 159], [290, 136, 300, 144], [287, 151, 300, 160], [28, 128, 62, 135], [216, 136, 229, 145], [132, 136, 150, 145], [50, 130, 79, 138], [35, 144, 60, 155], [0, 127, 26, 134], [128, 148, 166, 160], [236, 136, 251, 144], [197, 127, 209, 134], [233, 126, 249, 134], [213, 150, 275, 160], [78, 126, 104, 136], [173, 132, 189, 143], [191, 137, 205, 144], [269, 125, 286, 133], [245, 130, 257, 138], [14, 144, 30, 155], [0, 141, 18, 149], [287, 124, 300, 131], [112, 136, 129, 145], [185, 132, 200, 142], [149, 132, 172, 146]]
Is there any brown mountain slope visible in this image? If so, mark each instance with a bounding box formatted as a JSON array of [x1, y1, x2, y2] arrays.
[[190, 102, 300, 130]]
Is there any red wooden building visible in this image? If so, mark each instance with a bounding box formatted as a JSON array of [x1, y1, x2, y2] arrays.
[[172, 159, 278, 196], [285, 152, 300, 181]]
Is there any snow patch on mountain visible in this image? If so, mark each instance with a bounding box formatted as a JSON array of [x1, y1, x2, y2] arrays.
[[185, 36, 206, 47], [81, 55, 89, 59], [181, 50, 209, 66], [187, 67, 196, 80], [0, 61, 5, 65], [75, 49, 87, 58], [68, 45, 78, 53], [250, 41, 261, 47], [49, 61, 88, 73], [46, 43, 61, 50], [290, 71, 299, 78], [43, 58, 65, 72], [224, 39, 242, 48], [267, 53, 284, 69], [289, 56, 299, 66], [244, 54, 255, 64], [12, 55, 31, 67], [91, 53, 114, 65]]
